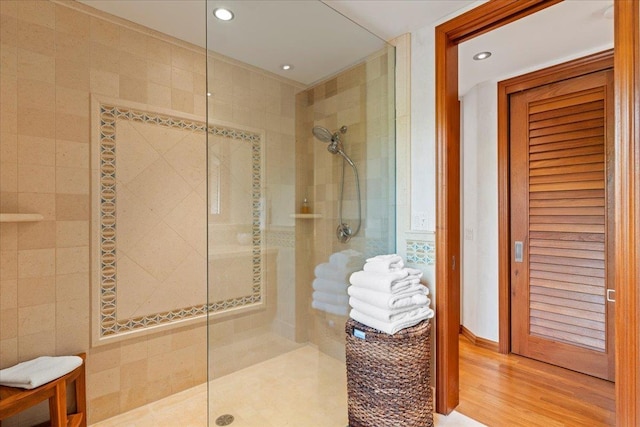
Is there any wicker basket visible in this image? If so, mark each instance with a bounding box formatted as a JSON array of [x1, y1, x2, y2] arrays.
[[345, 318, 433, 427]]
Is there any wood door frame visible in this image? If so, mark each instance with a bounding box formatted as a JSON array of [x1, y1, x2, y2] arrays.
[[497, 50, 614, 355], [435, 0, 640, 422], [612, 1, 639, 426]]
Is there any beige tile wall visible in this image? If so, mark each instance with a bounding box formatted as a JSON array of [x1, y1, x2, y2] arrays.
[[0, 1, 300, 425], [295, 48, 395, 360]]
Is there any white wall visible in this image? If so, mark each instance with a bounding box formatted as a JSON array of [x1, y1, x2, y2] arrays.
[[460, 82, 499, 341], [409, 26, 437, 233]]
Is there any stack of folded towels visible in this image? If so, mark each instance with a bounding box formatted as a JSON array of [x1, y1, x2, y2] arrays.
[[348, 254, 434, 334], [312, 250, 364, 316]]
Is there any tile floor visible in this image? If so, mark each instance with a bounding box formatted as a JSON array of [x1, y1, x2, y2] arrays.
[[90, 345, 484, 426]]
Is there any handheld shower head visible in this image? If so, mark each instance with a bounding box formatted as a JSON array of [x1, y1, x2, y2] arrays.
[[312, 126, 333, 143], [311, 125, 348, 155]]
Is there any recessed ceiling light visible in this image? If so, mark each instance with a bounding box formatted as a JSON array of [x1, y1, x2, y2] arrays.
[[207, 92, 212, 97], [281, 64, 293, 71], [473, 51, 492, 61], [213, 8, 234, 21]]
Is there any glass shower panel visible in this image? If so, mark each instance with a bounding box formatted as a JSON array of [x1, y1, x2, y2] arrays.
[[206, 1, 395, 425]]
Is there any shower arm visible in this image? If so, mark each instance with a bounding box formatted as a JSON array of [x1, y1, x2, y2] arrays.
[[337, 150, 362, 239]]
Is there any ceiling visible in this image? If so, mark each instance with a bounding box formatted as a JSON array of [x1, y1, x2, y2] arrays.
[[78, 0, 613, 91], [459, 0, 613, 95]]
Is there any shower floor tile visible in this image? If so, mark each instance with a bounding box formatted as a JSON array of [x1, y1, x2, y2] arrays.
[[90, 345, 483, 426]]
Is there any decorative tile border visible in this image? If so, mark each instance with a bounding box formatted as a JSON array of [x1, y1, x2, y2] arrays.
[[406, 239, 436, 265], [266, 229, 295, 248], [98, 104, 263, 338]]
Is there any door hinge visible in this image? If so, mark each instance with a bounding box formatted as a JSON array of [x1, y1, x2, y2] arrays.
[[452, 255, 456, 270]]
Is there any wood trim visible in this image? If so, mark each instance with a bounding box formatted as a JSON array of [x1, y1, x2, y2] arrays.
[[497, 80, 511, 355], [614, 1, 640, 425], [435, 0, 562, 414], [497, 51, 614, 356], [459, 325, 499, 352], [435, 24, 460, 415], [436, 0, 563, 44], [499, 50, 614, 93]]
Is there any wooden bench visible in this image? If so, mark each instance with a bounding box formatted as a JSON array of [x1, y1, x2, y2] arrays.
[[0, 353, 86, 427]]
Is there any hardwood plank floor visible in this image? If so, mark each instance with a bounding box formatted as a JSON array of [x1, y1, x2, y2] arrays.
[[457, 335, 615, 426]]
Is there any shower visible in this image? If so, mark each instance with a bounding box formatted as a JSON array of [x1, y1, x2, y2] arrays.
[[312, 125, 362, 243]]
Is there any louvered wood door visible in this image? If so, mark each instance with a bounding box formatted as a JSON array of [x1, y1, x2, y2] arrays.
[[510, 70, 614, 381]]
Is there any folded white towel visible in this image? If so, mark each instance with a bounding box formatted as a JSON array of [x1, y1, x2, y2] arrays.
[[329, 250, 364, 269], [365, 254, 403, 264], [313, 291, 349, 306], [349, 297, 431, 322], [349, 270, 421, 293], [363, 259, 405, 273], [0, 356, 83, 390], [348, 285, 429, 310], [404, 267, 424, 279], [312, 300, 349, 316], [314, 262, 353, 282], [363, 254, 404, 273], [312, 278, 348, 294], [350, 308, 433, 335]]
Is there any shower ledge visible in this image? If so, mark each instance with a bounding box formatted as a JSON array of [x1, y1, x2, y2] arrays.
[[0, 213, 44, 223], [289, 213, 323, 219]]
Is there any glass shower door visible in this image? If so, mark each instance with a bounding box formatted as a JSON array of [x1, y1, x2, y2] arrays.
[[205, 1, 395, 425]]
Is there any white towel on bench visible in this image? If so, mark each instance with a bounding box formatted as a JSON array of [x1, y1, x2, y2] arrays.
[[0, 356, 83, 390]]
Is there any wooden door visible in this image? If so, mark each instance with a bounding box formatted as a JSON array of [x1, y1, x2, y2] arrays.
[[510, 69, 614, 381]]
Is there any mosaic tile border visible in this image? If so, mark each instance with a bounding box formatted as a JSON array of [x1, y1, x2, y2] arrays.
[[266, 229, 295, 248], [406, 239, 435, 266], [98, 104, 263, 338]]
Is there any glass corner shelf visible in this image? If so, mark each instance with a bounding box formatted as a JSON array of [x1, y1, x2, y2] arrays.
[[289, 213, 323, 219]]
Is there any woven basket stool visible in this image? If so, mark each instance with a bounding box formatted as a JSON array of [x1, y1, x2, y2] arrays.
[[345, 318, 433, 427]]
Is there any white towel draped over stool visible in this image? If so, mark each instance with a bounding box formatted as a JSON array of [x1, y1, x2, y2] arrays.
[[0, 356, 83, 390]]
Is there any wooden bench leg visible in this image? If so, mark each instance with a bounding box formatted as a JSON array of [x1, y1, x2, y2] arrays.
[[49, 380, 67, 427], [75, 357, 87, 427]]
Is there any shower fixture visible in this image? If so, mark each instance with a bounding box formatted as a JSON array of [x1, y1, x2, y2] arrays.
[[311, 125, 362, 243]]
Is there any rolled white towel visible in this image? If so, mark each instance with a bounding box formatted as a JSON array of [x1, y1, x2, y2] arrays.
[[348, 285, 429, 310], [363, 254, 404, 273], [329, 250, 364, 269], [313, 291, 349, 306], [0, 356, 83, 390], [312, 300, 349, 316], [314, 262, 353, 282], [350, 308, 434, 335], [349, 297, 431, 322], [349, 270, 421, 293], [312, 278, 348, 294]]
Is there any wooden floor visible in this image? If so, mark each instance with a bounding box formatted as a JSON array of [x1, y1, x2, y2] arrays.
[[457, 335, 615, 426]]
